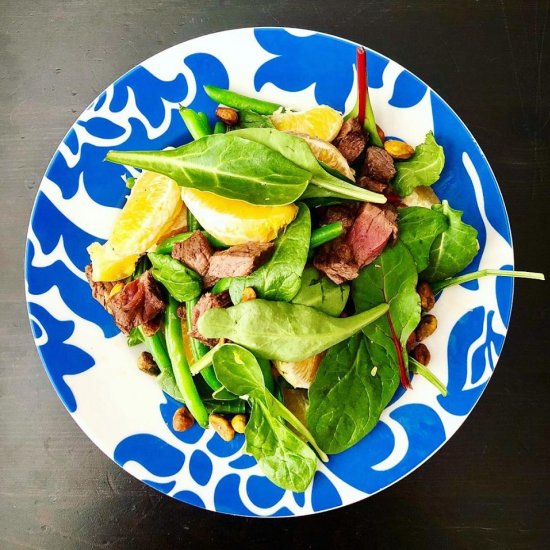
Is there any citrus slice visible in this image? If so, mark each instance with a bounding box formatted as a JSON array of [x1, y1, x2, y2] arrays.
[[181, 188, 298, 246], [271, 105, 344, 142], [290, 133, 355, 180], [88, 170, 183, 281], [109, 171, 182, 255]]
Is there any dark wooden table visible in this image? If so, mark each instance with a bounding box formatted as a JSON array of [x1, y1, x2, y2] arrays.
[[2, 1, 549, 548]]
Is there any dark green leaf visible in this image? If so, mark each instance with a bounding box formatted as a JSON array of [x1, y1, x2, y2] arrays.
[[422, 200, 479, 282], [308, 333, 399, 453], [394, 132, 445, 197], [230, 203, 311, 303], [291, 267, 350, 316], [397, 206, 448, 272], [148, 252, 202, 302], [198, 299, 389, 362], [352, 241, 420, 389], [106, 134, 311, 206]]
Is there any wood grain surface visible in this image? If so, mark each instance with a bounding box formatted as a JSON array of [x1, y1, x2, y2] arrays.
[[1, 1, 549, 548]]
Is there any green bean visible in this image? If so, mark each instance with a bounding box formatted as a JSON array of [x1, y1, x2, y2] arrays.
[[125, 176, 136, 189], [186, 297, 223, 391], [179, 106, 210, 140], [197, 112, 212, 134], [213, 121, 226, 134], [187, 211, 201, 232], [204, 85, 281, 115], [140, 328, 172, 374], [310, 222, 344, 249], [211, 277, 232, 294], [164, 297, 209, 427], [204, 399, 247, 415], [203, 232, 228, 249], [155, 231, 228, 255]]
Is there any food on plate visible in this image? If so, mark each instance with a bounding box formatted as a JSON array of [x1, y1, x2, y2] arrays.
[[86, 48, 544, 492]]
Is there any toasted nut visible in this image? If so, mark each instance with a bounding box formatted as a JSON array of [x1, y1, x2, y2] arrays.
[[384, 140, 415, 160], [209, 413, 235, 442], [416, 314, 438, 342], [406, 331, 417, 353], [241, 287, 256, 302], [412, 343, 431, 366], [172, 407, 195, 432], [376, 124, 385, 142], [137, 351, 160, 376], [231, 414, 248, 434], [108, 282, 124, 299], [417, 281, 435, 311], [215, 106, 239, 126]]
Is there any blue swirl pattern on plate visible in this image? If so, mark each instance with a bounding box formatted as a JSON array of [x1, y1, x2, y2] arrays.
[[25, 28, 514, 517]]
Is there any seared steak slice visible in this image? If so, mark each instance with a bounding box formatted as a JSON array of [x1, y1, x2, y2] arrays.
[[206, 242, 274, 280], [109, 271, 166, 334], [362, 146, 396, 183], [189, 291, 231, 346], [142, 313, 163, 337], [317, 204, 358, 231], [347, 203, 398, 267], [85, 264, 118, 308], [333, 117, 367, 164], [357, 176, 388, 194], [314, 204, 398, 284], [172, 231, 213, 278]]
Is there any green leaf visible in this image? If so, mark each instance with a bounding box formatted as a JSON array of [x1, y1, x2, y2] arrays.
[[212, 343, 325, 492], [352, 241, 421, 389], [393, 132, 445, 197], [106, 134, 311, 206], [245, 396, 318, 492], [231, 128, 386, 204], [421, 200, 479, 282], [397, 206, 448, 272], [230, 203, 311, 303], [148, 253, 202, 302], [291, 267, 350, 316], [198, 299, 389, 362], [409, 357, 448, 396], [308, 333, 399, 454]]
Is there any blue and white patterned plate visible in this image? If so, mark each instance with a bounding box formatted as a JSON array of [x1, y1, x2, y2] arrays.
[[25, 28, 514, 517]]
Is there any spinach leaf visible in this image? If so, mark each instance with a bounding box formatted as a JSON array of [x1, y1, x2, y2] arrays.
[[397, 206, 448, 272], [422, 200, 479, 282], [148, 252, 202, 302], [237, 109, 274, 129], [352, 241, 420, 389], [231, 128, 386, 204], [229, 203, 311, 303], [291, 267, 350, 316], [198, 299, 389, 362], [308, 333, 399, 454], [212, 344, 327, 492], [106, 134, 311, 206], [394, 132, 445, 197]]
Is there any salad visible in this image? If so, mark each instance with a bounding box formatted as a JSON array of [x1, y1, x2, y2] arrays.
[[86, 48, 544, 492]]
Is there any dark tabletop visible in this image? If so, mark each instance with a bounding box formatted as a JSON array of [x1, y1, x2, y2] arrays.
[[2, 1, 549, 548]]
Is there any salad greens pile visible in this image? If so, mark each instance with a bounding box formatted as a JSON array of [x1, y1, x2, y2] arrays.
[[97, 71, 544, 493]]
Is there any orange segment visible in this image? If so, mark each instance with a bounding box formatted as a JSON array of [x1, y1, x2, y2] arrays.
[[271, 106, 344, 142]]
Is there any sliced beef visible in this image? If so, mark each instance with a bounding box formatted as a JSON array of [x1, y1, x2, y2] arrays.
[[357, 176, 388, 194], [333, 117, 367, 164], [313, 205, 361, 284], [189, 291, 231, 346], [362, 146, 396, 183], [109, 271, 167, 334], [172, 231, 213, 280], [207, 242, 274, 280], [85, 264, 119, 308], [313, 203, 398, 284], [347, 203, 398, 267]]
